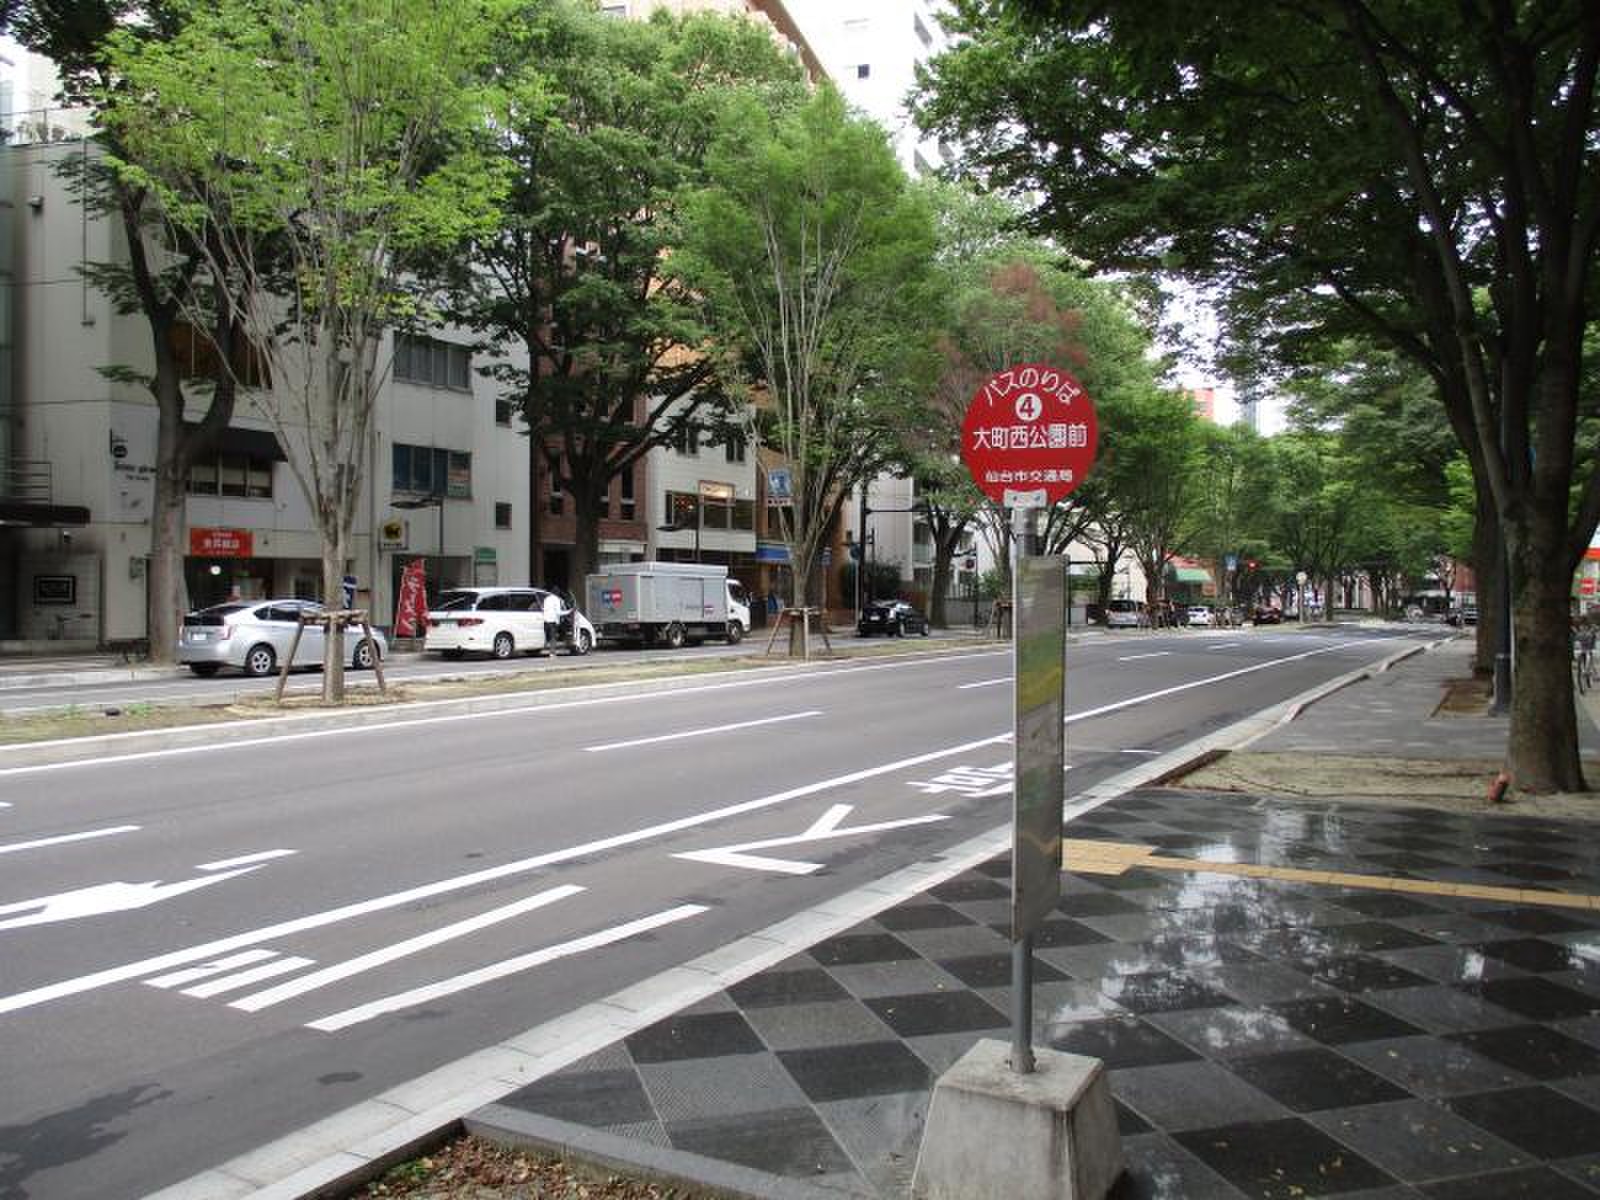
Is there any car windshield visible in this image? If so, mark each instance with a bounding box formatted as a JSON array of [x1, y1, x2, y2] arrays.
[[433, 590, 481, 612], [1108, 601, 1137, 612]]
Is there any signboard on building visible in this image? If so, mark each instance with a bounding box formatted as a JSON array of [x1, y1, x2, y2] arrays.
[[765, 467, 792, 505], [394, 559, 429, 636], [380, 518, 408, 551], [961, 363, 1098, 508], [190, 527, 254, 557]]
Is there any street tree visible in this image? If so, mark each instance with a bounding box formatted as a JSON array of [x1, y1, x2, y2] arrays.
[[676, 86, 938, 644], [1099, 388, 1205, 621], [1188, 423, 1273, 607], [916, 1, 1600, 791], [451, 2, 805, 587], [7, 0, 251, 663], [101, 0, 510, 700]]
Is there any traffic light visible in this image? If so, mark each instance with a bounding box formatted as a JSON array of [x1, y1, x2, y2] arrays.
[[1246, 559, 1259, 571]]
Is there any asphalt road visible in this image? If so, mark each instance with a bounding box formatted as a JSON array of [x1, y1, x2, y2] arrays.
[[0, 636, 764, 716], [0, 625, 1420, 1199]]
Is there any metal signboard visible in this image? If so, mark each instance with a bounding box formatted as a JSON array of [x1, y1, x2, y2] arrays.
[[1012, 555, 1066, 938], [961, 363, 1099, 508]]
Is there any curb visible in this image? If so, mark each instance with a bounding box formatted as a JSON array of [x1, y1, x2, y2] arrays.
[[147, 636, 1441, 1200]]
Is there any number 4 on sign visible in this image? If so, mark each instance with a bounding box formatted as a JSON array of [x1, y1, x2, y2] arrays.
[[675, 805, 948, 875]]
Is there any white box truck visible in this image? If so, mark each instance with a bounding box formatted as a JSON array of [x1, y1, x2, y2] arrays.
[[585, 562, 752, 648]]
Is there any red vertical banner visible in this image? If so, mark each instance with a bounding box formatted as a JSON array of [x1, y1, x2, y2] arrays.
[[394, 559, 429, 636]]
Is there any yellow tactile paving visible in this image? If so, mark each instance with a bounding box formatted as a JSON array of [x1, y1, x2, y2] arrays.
[[1062, 839, 1597, 912]]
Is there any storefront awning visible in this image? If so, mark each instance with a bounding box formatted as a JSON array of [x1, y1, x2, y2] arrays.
[[1170, 566, 1213, 585], [0, 500, 90, 527], [183, 421, 286, 461]]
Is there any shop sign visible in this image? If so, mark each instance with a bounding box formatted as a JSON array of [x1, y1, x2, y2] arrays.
[[765, 468, 792, 505], [190, 527, 254, 557], [474, 546, 497, 564], [380, 518, 408, 551]]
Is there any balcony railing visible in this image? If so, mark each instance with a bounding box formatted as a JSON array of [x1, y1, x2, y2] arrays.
[[1, 106, 92, 147], [1, 459, 52, 503]]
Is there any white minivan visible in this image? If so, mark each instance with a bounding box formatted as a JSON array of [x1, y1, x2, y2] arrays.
[[423, 587, 596, 659]]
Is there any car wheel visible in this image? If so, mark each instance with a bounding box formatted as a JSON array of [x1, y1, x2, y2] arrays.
[[664, 622, 686, 649], [243, 644, 277, 678], [492, 632, 515, 660], [188, 663, 221, 677], [352, 638, 377, 670], [570, 629, 593, 656], [726, 620, 745, 645]]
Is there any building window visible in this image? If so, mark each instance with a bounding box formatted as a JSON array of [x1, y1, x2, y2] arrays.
[[392, 443, 471, 498], [673, 423, 697, 456], [733, 498, 754, 532], [857, 63, 871, 79], [724, 432, 747, 464], [619, 467, 635, 519], [913, 13, 932, 46], [170, 321, 270, 389], [495, 502, 513, 529], [495, 397, 514, 427], [394, 333, 471, 392], [599, 2, 626, 14], [549, 475, 564, 516], [913, 149, 933, 175], [187, 452, 274, 498]]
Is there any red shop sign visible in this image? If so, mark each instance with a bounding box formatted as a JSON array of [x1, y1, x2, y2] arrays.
[[960, 362, 1099, 507], [189, 527, 255, 557]]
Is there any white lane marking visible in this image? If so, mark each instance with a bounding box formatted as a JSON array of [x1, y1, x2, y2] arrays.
[[0, 727, 1010, 1016], [0, 651, 1009, 777], [584, 711, 821, 753], [0, 636, 1394, 1015], [1120, 749, 1160, 756], [307, 904, 708, 1033], [0, 825, 140, 856], [146, 950, 279, 989], [958, 677, 1011, 690], [1117, 652, 1171, 662], [0, 864, 266, 933], [1208, 642, 1241, 650], [196, 849, 296, 872], [184, 955, 315, 999], [675, 804, 949, 875], [231, 884, 584, 1013]]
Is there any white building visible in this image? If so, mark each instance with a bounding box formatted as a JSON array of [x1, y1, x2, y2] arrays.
[[0, 136, 530, 647]]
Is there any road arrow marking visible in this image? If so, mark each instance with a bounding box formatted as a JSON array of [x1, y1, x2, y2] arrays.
[[0, 864, 266, 932], [674, 804, 949, 875]]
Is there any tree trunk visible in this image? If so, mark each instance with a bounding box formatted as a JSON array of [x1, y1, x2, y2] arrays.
[[1505, 526, 1584, 793], [147, 446, 188, 665], [321, 540, 346, 704], [572, 482, 604, 590]]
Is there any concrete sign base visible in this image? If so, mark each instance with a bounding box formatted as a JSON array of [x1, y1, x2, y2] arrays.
[[911, 1038, 1122, 1200]]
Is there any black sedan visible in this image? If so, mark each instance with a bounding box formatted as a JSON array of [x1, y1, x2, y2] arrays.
[[858, 600, 931, 637]]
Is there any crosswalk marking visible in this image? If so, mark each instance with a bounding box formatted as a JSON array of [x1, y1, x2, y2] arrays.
[[184, 956, 314, 998], [145, 950, 279, 989]]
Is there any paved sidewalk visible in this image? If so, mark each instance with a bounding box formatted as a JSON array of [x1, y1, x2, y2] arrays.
[[468, 640, 1600, 1199]]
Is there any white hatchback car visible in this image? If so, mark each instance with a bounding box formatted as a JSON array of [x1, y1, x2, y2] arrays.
[[1186, 606, 1215, 627], [424, 587, 596, 659]]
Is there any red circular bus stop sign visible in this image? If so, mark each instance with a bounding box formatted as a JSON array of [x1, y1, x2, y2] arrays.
[[960, 362, 1099, 507]]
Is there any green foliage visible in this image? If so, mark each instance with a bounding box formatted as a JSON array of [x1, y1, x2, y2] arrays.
[[453, 1, 806, 578], [676, 86, 940, 604]]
